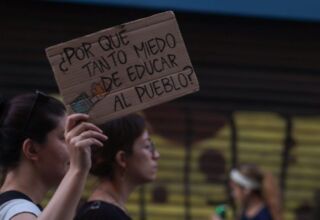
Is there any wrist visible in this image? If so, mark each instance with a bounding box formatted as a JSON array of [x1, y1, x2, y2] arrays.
[[68, 165, 90, 178]]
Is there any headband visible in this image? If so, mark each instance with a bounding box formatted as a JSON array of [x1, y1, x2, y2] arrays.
[[230, 169, 261, 190]]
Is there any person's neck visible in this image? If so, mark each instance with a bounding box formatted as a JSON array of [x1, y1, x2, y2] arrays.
[[89, 177, 136, 213], [0, 161, 48, 204], [245, 195, 265, 218]]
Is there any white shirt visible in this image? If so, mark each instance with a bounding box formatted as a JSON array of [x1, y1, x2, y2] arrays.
[[0, 199, 41, 220]]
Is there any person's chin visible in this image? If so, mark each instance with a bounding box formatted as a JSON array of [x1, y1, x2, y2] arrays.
[[148, 173, 157, 182], [141, 176, 155, 183]]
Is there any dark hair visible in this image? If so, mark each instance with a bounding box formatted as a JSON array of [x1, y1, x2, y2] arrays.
[[91, 113, 147, 179], [0, 92, 66, 169]]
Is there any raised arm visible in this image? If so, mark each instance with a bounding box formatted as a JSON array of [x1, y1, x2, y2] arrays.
[[12, 114, 108, 220]]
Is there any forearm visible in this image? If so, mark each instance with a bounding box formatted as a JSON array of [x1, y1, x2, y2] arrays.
[[34, 114, 106, 220], [38, 168, 88, 220]]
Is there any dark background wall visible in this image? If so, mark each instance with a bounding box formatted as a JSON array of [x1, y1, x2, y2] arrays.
[[2, 1, 320, 220], [2, 1, 320, 115]]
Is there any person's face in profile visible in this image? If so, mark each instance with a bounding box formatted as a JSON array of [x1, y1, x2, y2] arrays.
[[125, 130, 160, 184], [34, 115, 69, 187], [229, 180, 246, 204]]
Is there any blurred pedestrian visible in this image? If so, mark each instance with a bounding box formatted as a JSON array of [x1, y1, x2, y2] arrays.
[[211, 164, 282, 220]]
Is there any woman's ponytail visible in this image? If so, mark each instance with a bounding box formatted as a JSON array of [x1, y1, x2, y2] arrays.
[[262, 171, 283, 220]]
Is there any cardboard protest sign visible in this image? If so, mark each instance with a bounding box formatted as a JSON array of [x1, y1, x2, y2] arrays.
[[46, 11, 199, 124]]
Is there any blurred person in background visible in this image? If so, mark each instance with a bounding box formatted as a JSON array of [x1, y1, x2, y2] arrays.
[[211, 164, 282, 220], [0, 92, 108, 220], [75, 113, 160, 220]]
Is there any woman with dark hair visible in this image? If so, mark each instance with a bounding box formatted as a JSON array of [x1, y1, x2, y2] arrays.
[[0, 91, 108, 220], [75, 113, 160, 220], [212, 164, 282, 220]]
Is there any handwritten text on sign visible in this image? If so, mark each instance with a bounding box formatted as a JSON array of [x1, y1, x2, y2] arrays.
[[46, 11, 199, 124]]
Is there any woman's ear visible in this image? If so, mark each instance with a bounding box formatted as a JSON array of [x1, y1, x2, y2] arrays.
[[115, 150, 127, 169], [22, 138, 40, 161]]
